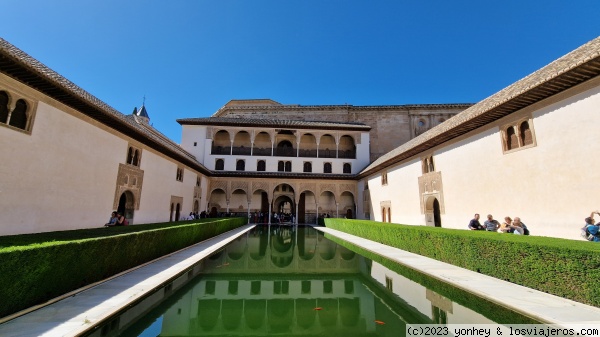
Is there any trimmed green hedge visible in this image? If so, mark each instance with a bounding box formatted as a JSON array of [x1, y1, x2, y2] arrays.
[[323, 218, 600, 307], [0, 218, 247, 318]]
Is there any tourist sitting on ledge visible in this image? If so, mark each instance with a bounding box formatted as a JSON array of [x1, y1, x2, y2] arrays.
[[499, 217, 514, 233], [484, 214, 500, 231], [468, 213, 484, 230], [104, 211, 117, 227], [582, 211, 600, 242]]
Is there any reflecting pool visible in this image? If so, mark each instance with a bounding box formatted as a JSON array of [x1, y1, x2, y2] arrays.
[[113, 225, 538, 337]]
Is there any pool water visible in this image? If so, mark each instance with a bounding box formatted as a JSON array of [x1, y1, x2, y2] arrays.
[[112, 225, 537, 337]]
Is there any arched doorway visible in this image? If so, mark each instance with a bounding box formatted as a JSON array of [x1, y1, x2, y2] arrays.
[[273, 195, 294, 223], [433, 199, 441, 227], [425, 196, 442, 227], [175, 203, 181, 221], [117, 191, 135, 223], [346, 209, 353, 219]]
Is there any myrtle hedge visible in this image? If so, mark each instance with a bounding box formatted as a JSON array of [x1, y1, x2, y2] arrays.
[[0, 218, 247, 318], [323, 218, 600, 307]]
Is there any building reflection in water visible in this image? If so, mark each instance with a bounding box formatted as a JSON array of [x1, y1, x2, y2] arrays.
[[123, 225, 499, 336]]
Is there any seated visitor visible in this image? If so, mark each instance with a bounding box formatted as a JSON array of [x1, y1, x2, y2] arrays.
[[484, 214, 500, 231], [512, 217, 525, 235], [513, 217, 529, 235], [499, 217, 514, 233], [104, 211, 117, 227], [468, 213, 484, 230], [115, 212, 128, 226], [582, 211, 600, 242]]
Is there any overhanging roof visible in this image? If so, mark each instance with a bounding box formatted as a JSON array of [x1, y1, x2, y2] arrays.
[[359, 36, 600, 178], [0, 38, 211, 175], [177, 117, 371, 131]]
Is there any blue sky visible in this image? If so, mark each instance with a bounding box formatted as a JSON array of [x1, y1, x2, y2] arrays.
[[1, 1, 599, 143]]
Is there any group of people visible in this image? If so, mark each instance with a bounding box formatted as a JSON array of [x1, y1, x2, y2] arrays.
[[104, 211, 128, 227], [582, 211, 600, 242], [468, 213, 529, 235], [185, 211, 209, 220]]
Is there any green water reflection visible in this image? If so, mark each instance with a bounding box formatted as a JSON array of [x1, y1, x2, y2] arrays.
[[118, 225, 534, 337]]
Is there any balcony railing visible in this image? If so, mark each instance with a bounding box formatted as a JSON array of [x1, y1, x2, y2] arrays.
[[338, 150, 356, 159], [211, 146, 230, 155], [274, 148, 296, 157], [211, 145, 356, 159], [232, 146, 251, 155], [299, 149, 317, 157], [253, 148, 272, 156]]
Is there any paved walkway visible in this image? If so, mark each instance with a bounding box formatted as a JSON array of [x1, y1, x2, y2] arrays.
[[0, 225, 255, 337], [315, 226, 600, 326], [2, 224, 599, 336]]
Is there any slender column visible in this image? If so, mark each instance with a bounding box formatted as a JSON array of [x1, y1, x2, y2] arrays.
[[336, 203, 339, 218], [295, 203, 299, 224], [226, 201, 230, 214], [315, 203, 319, 225], [268, 198, 272, 224], [247, 202, 251, 224]]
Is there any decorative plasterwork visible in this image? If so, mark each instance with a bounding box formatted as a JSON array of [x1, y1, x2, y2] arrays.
[[113, 163, 144, 210], [319, 183, 337, 196], [251, 181, 270, 195], [418, 171, 445, 214], [194, 186, 202, 199]]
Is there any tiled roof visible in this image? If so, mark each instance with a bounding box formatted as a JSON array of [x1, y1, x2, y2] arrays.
[[359, 36, 600, 177], [177, 117, 371, 131], [213, 102, 473, 117], [0, 38, 210, 175]]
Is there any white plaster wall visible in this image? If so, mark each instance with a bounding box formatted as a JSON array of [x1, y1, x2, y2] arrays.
[[0, 101, 126, 235], [180, 125, 206, 162], [135, 151, 198, 223], [367, 159, 424, 225], [355, 132, 371, 171], [367, 79, 600, 241]]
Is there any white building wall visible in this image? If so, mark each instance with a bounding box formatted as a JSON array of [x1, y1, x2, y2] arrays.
[[0, 100, 126, 235], [180, 125, 207, 162], [366, 77, 600, 240], [0, 74, 203, 235], [366, 159, 424, 225], [135, 151, 199, 224]]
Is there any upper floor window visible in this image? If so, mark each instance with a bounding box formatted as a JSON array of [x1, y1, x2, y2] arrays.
[[236, 159, 245, 171], [176, 167, 184, 182], [303, 162, 312, 173], [324, 162, 332, 174], [126, 146, 141, 167], [343, 163, 351, 174], [381, 171, 388, 186], [501, 117, 537, 153], [0, 90, 35, 133], [257, 160, 266, 172], [422, 155, 434, 174], [278, 161, 291, 172], [215, 159, 224, 171]]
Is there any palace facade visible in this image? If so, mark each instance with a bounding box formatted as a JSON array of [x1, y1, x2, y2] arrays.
[[1, 36, 599, 240]]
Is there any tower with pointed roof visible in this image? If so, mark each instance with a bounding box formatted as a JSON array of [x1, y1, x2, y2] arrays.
[[134, 104, 150, 124]]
